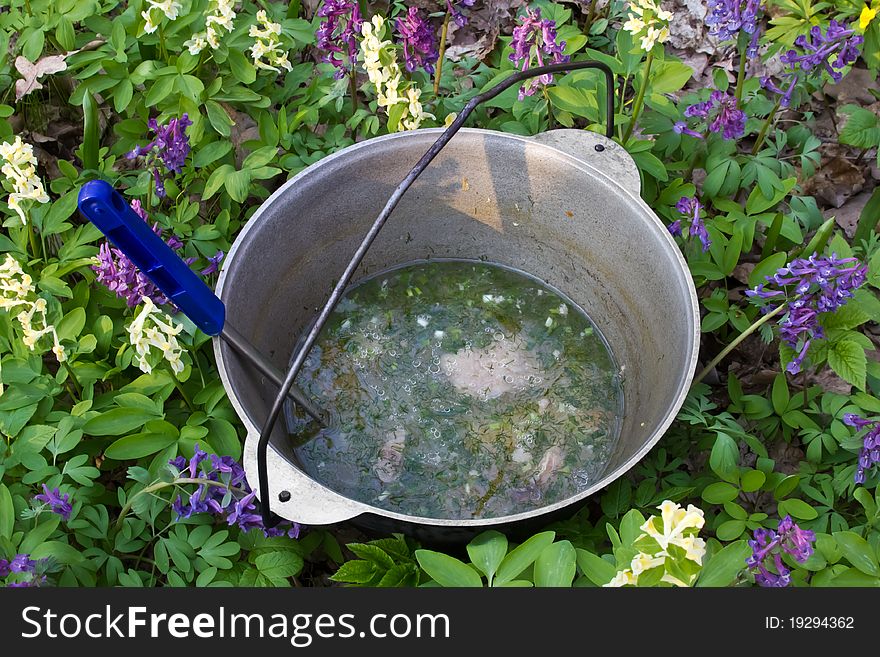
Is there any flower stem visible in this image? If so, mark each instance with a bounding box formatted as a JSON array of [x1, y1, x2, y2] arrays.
[[158, 24, 168, 61], [164, 361, 195, 412], [61, 361, 83, 401], [585, 0, 599, 34], [692, 304, 786, 386], [751, 98, 781, 156], [734, 46, 748, 104], [24, 0, 32, 16], [684, 129, 711, 179], [622, 51, 654, 145], [433, 11, 452, 98], [349, 70, 359, 118], [26, 221, 41, 260], [115, 478, 236, 530]]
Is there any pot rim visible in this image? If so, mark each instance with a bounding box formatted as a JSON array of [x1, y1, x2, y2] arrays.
[[214, 127, 701, 527]]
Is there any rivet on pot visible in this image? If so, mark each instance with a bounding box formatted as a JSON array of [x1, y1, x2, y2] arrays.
[[278, 490, 291, 502], [595, 144, 606, 152]]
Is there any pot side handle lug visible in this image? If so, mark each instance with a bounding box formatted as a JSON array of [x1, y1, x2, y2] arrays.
[[531, 129, 642, 198], [243, 431, 365, 526]]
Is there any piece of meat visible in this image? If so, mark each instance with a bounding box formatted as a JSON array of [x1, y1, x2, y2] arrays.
[[375, 429, 406, 484]]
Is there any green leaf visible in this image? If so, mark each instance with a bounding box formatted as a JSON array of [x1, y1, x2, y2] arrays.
[[740, 469, 766, 493], [575, 549, 617, 586], [19, 515, 60, 554], [31, 540, 84, 565], [347, 543, 395, 570], [833, 531, 880, 576], [82, 408, 161, 436], [254, 551, 304, 582], [709, 433, 739, 483], [534, 540, 577, 587], [203, 164, 234, 199], [746, 177, 797, 214], [696, 540, 750, 587], [855, 187, 880, 246], [749, 252, 788, 288], [703, 159, 741, 199], [0, 483, 13, 540], [21, 29, 45, 62], [227, 49, 257, 85], [104, 432, 178, 460], [55, 17, 76, 51], [145, 75, 175, 107], [771, 374, 789, 416], [777, 498, 818, 520], [205, 100, 234, 137], [56, 308, 86, 342], [466, 530, 508, 586], [715, 519, 746, 541], [648, 58, 694, 94], [494, 531, 556, 585], [415, 550, 483, 587], [193, 141, 233, 168], [330, 560, 379, 585], [839, 105, 880, 149], [702, 482, 739, 504], [377, 563, 419, 587], [828, 339, 867, 390], [224, 169, 251, 203]]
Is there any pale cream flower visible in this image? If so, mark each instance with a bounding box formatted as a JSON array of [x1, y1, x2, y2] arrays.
[[127, 296, 186, 375], [185, 0, 237, 55], [603, 569, 637, 587], [630, 552, 665, 576], [249, 9, 292, 73], [142, 0, 182, 34], [0, 136, 49, 225], [0, 254, 65, 378], [184, 34, 209, 56]]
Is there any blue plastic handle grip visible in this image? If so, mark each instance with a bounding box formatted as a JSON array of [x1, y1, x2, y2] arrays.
[[78, 180, 226, 336]]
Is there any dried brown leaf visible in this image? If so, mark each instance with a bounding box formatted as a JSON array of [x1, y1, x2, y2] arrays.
[[15, 54, 70, 101]]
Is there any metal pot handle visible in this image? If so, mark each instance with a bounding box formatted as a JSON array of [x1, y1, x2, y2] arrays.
[[255, 61, 618, 528]]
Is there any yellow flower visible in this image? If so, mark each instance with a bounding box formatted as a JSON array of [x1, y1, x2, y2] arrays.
[[622, 0, 673, 53], [861, 6, 878, 30]]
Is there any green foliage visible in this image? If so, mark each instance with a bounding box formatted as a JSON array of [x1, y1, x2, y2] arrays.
[[0, 0, 879, 590]]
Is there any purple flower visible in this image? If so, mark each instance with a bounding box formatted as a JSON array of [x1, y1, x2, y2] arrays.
[[447, 0, 474, 27], [316, 0, 363, 79], [706, 0, 764, 58], [679, 90, 746, 140], [762, 20, 863, 107], [0, 553, 49, 588], [671, 196, 711, 251], [34, 485, 73, 521], [396, 7, 439, 74], [126, 114, 192, 198], [92, 200, 190, 307], [168, 444, 302, 539], [509, 8, 569, 101], [746, 253, 867, 375], [747, 516, 815, 587], [674, 121, 704, 139], [200, 250, 224, 276], [842, 414, 880, 484]]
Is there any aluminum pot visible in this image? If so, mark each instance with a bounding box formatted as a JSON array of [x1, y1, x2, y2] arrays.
[[214, 127, 700, 544]]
